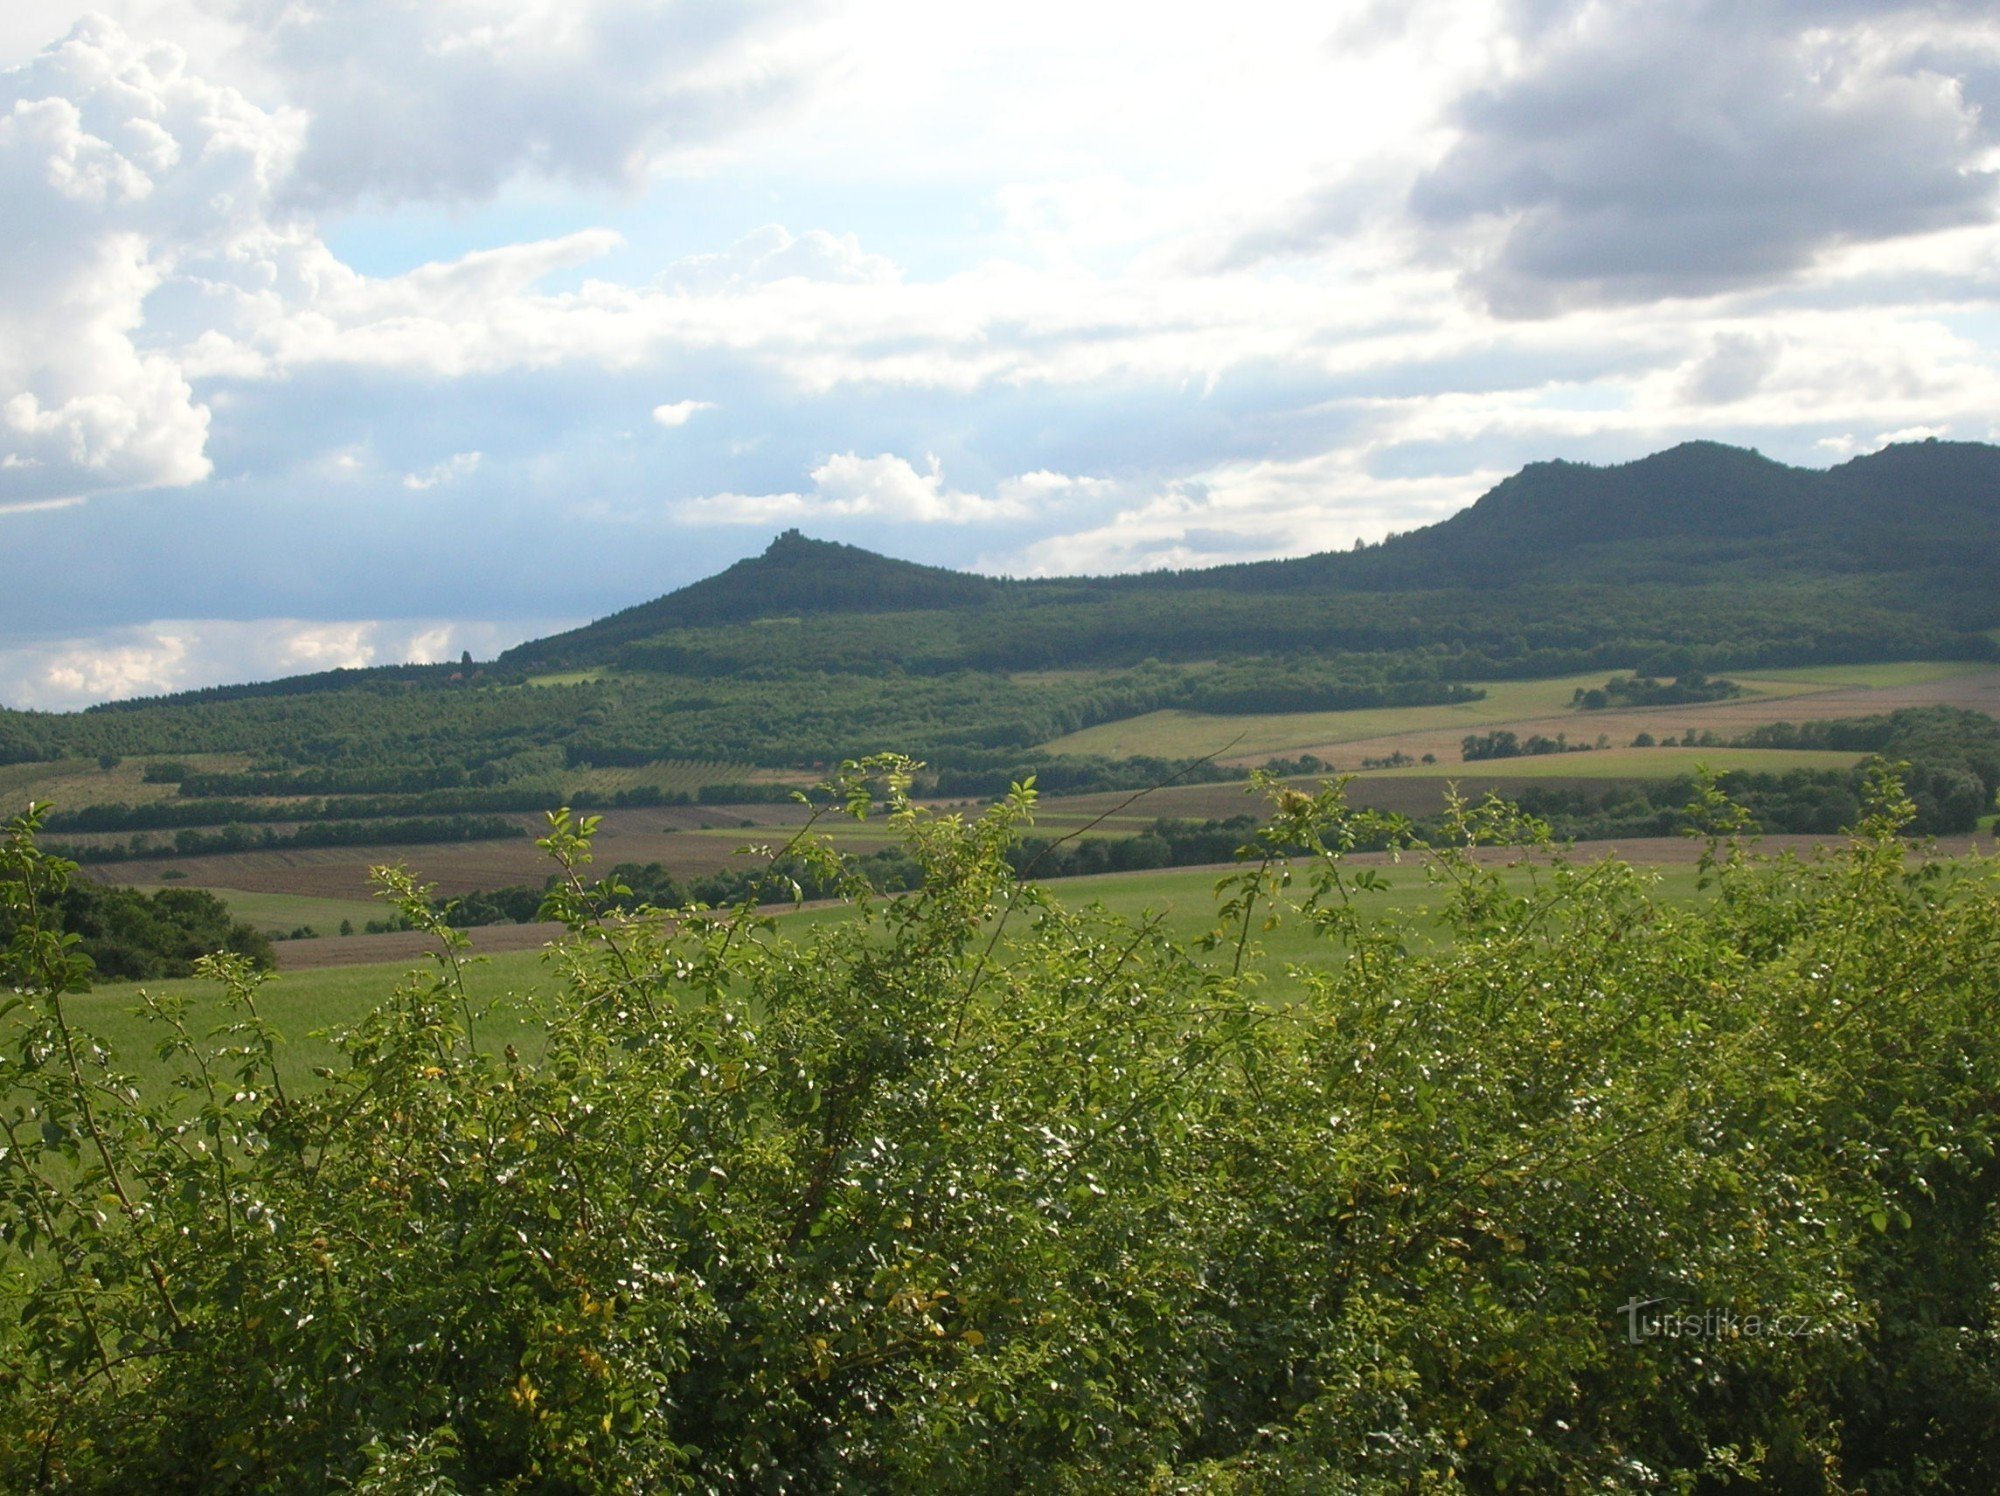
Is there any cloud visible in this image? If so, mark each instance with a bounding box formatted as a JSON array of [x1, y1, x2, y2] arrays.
[[1407, 1, 2000, 313], [1678, 333, 1782, 406], [993, 450, 1496, 576], [230, 0, 815, 206], [651, 399, 716, 428], [661, 224, 900, 291], [0, 615, 575, 710], [0, 495, 85, 517], [402, 451, 483, 490], [0, 16, 301, 503], [4, 0, 2000, 697], [680, 452, 1107, 526]]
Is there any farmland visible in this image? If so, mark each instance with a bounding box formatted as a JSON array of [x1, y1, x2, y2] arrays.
[[69, 848, 1736, 1091], [24, 657, 1990, 922], [1044, 661, 2000, 764], [1359, 745, 1864, 778]]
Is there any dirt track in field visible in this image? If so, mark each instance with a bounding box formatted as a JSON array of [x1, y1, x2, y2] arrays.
[[1253, 668, 2000, 770]]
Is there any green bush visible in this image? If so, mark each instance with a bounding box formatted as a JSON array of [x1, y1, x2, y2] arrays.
[[2, 766, 1998, 1490]]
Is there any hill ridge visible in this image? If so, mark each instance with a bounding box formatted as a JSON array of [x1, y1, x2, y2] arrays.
[[500, 438, 2000, 670]]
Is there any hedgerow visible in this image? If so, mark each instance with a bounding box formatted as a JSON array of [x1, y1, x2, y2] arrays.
[[2, 764, 1997, 1491]]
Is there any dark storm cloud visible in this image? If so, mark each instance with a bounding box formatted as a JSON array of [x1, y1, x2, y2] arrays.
[[1406, 1, 2000, 314]]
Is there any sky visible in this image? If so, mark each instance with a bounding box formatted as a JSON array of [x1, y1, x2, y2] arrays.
[[2, 1, 1999, 709]]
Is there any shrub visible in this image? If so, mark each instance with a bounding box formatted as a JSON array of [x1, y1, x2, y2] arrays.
[[2, 767, 1998, 1489]]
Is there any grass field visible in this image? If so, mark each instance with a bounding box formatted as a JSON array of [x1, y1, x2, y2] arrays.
[[1041, 670, 1832, 760], [52, 837, 2000, 1110], [1, 752, 253, 815], [132, 884, 390, 935], [1042, 662, 2000, 764], [522, 669, 610, 686], [561, 759, 804, 796], [1731, 661, 1994, 688], [62, 852, 1725, 1095], [8, 750, 796, 859], [67, 946, 560, 1096]]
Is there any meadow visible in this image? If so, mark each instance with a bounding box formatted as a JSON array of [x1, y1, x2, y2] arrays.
[[0, 751, 254, 813], [1043, 661, 2000, 765], [74, 852, 1722, 1098], [128, 883, 386, 936]]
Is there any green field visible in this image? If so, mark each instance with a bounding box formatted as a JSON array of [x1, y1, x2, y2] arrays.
[[0, 752, 252, 815], [71, 854, 1719, 1097], [66, 946, 558, 1095], [522, 668, 611, 686], [561, 758, 797, 797], [1358, 746, 1864, 780], [1040, 661, 2000, 762], [1733, 660, 1995, 688], [1040, 670, 1837, 760], [131, 884, 389, 935], [1044, 857, 1714, 964]]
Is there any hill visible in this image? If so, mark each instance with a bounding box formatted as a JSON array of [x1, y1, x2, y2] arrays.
[[513, 529, 1010, 663], [500, 438, 2000, 673], [4, 437, 1995, 801]]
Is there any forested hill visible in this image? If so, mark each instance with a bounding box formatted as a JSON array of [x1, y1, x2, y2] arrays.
[[513, 530, 1012, 663], [499, 439, 2000, 672], [5, 437, 1998, 784]]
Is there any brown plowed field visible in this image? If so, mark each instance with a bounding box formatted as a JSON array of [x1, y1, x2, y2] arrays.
[[91, 803, 874, 900]]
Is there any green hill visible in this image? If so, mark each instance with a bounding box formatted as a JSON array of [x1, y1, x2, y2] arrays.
[[512, 529, 1010, 664], [500, 439, 2000, 674], [5, 437, 1995, 795]]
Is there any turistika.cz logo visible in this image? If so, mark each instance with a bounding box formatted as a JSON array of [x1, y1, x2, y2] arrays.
[[1618, 1297, 1816, 1345]]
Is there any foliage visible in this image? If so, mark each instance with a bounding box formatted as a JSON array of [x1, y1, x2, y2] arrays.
[[4, 766, 2000, 1489], [1519, 708, 2000, 840], [1573, 671, 1741, 710], [0, 847, 272, 983], [1460, 728, 1597, 762]]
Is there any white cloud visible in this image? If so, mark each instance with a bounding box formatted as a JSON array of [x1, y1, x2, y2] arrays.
[[0, 16, 302, 503], [402, 451, 483, 490], [0, 495, 84, 517], [661, 224, 900, 291], [651, 399, 716, 428], [1872, 424, 1952, 446], [681, 452, 1105, 526], [0, 615, 577, 710], [993, 451, 1498, 577]]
